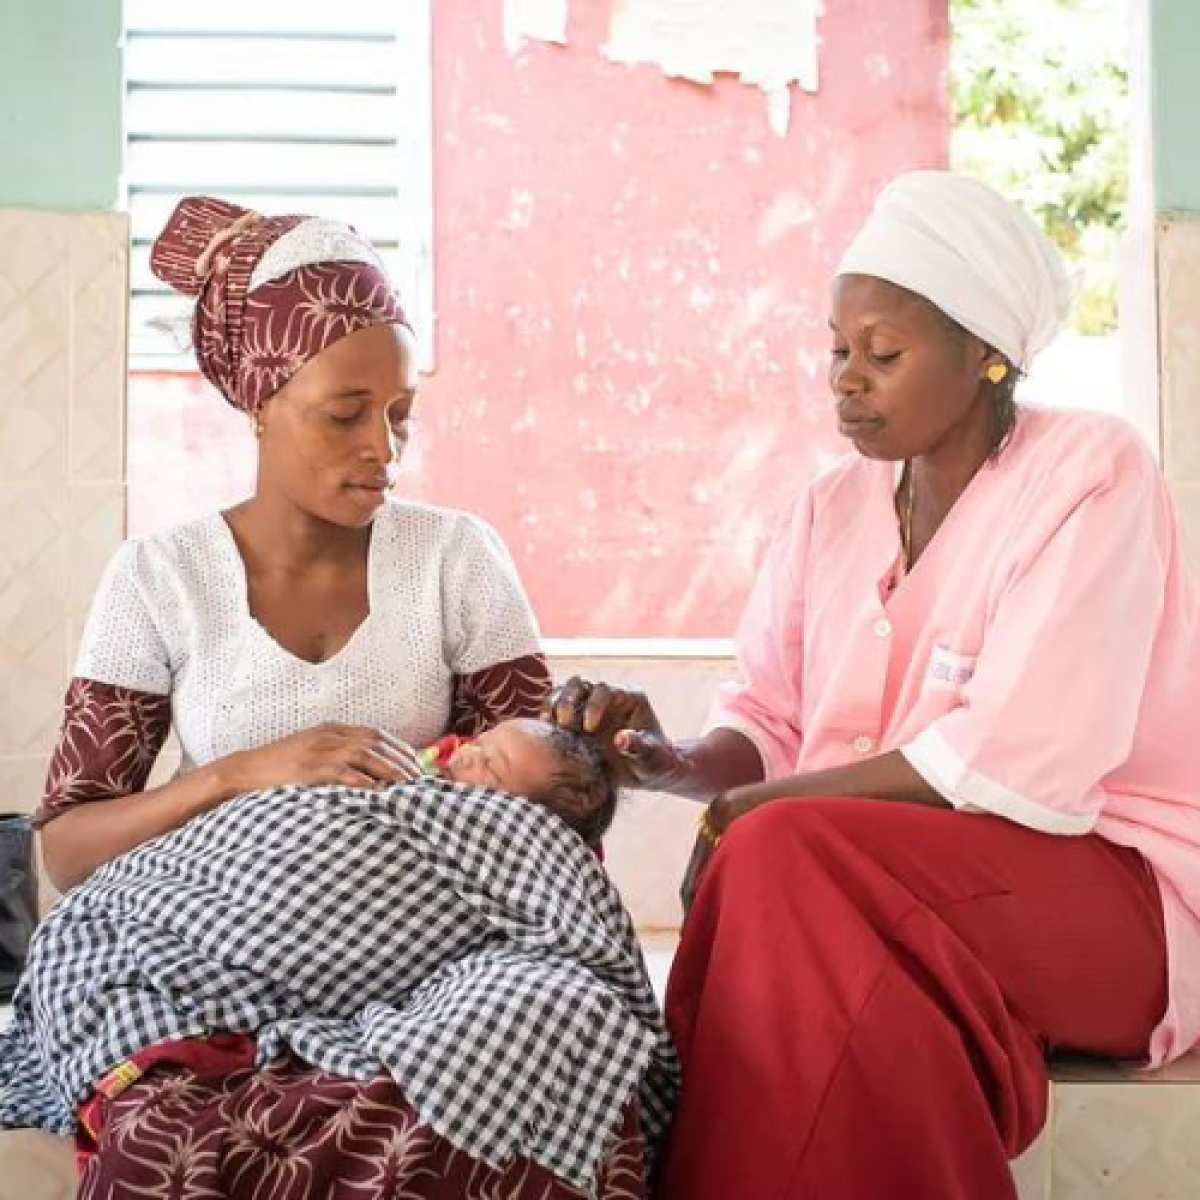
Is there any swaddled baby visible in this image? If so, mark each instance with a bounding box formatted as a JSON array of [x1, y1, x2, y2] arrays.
[[0, 720, 670, 1188], [419, 717, 618, 846]]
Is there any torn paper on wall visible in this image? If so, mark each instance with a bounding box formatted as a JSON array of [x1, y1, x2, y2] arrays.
[[503, 0, 569, 53], [606, 0, 820, 136]]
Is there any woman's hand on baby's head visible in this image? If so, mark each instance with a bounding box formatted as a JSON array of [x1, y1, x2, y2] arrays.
[[543, 678, 685, 791], [545, 678, 662, 740], [224, 723, 423, 793], [608, 729, 690, 790]]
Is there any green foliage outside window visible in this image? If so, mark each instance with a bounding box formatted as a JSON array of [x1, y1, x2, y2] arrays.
[[951, 0, 1130, 334]]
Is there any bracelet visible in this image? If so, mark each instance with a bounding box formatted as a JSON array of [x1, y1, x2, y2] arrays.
[[697, 805, 723, 846]]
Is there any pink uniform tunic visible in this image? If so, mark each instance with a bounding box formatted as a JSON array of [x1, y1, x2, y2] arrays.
[[712, 405, 1200, 1065]]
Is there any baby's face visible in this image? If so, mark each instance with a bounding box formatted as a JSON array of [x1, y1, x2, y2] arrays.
[[445, 719, 562, 797]]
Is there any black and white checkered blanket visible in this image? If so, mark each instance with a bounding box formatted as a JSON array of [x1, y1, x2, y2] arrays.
[[0, 780, 679, 1191]]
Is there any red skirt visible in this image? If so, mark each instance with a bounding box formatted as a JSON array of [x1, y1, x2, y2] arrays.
[[657, 797, 1168, 1200], [77, 1034, 646, 1199]]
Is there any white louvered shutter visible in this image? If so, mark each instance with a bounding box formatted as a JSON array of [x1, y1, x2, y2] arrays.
[[124, 0, 434, 370]]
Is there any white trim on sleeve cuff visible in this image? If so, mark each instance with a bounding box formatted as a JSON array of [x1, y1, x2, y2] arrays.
[[902, 726, 1096, 836]]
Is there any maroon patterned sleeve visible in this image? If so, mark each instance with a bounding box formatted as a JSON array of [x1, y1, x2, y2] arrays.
[[34, 678, 173, 828], [449, 653, 553, 737]]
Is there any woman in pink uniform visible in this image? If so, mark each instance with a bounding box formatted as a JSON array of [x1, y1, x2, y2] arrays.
[[550, 172, 1200, 1199]]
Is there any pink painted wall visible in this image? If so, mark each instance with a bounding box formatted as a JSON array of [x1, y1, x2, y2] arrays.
[[129, 1, 949, 637]]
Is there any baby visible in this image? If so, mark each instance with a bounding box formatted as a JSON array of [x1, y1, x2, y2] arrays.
[[420, 718, 618, 847]]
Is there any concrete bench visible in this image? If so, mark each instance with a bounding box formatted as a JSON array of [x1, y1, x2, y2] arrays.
[[1011, 1051, 1200, 1198], [0, 1130, 75, 1200]]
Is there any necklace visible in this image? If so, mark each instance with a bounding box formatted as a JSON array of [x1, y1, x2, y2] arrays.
[[900, 460, 916, 571]]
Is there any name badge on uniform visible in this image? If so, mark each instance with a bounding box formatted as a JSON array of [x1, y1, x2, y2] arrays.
[[928, 645, 977, 691]]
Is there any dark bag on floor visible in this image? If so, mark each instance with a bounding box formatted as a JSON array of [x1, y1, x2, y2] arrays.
[[0, 814, 36, 1002]]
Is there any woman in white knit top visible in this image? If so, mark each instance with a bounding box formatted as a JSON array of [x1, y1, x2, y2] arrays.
[[37, 197, 551, 891], [23, 198, 663, 1200]]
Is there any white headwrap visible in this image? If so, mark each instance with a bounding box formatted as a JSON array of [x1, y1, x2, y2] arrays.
[[835, 171, 1071, 371]]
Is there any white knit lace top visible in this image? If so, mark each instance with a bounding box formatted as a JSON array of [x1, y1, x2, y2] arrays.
[[73, 501, 544, 771]]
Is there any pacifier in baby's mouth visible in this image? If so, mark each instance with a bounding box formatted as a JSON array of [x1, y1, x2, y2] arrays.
[[416, 745, 443, 777]]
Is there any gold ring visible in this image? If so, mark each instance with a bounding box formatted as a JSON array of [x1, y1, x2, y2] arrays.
[[697, 806, 722, 846]]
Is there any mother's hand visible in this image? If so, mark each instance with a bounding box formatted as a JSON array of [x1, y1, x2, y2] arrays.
[[225, 723, 423, 794], [543, 676, 689, 790]]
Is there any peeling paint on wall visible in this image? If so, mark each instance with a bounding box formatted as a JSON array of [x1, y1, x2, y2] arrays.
[[129, 1, 949, 639], [503, 0, 569, 53], [606, 0, 819, 134]]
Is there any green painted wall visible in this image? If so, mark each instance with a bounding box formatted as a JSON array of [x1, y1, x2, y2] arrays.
[[1152, 0, 1200, 214], [0, 0, 121, 210], [0, 3, 1192, 215]]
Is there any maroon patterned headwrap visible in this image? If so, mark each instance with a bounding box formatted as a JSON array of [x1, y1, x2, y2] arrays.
[[150, 196, 410, 416]]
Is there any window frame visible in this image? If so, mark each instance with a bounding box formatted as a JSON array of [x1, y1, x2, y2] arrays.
[[122, 0, 436, 374]]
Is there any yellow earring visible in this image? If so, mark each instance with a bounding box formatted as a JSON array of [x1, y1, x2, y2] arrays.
[[251, 415, 264, 438], [985, 363, 1009, 386]]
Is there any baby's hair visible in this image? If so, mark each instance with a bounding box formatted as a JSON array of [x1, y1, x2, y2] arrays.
[[534, 726, 620, 846]]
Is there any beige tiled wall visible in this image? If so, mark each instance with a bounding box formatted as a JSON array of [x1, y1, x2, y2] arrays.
[[1158, 216, 1200, 578], [0, 208, 129, 823]]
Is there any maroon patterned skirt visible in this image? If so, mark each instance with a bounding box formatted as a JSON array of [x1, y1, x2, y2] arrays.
[[77, 1036, 647, 1199]]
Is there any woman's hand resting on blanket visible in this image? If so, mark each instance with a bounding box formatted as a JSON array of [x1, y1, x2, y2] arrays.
[[222, 722, 424, 794], [543, 677, 692, 790]]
